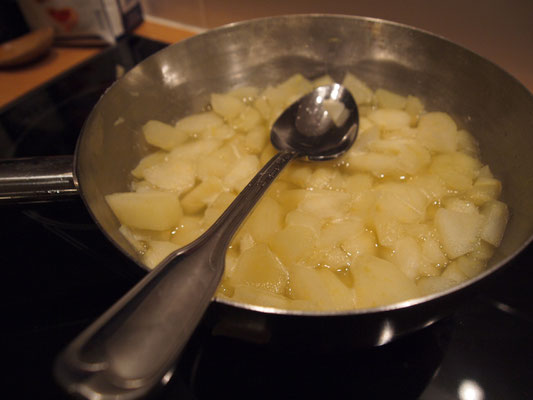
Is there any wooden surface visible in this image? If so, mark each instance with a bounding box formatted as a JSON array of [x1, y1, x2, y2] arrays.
[[0, 21, 195, 109], [134, 20, 196, 44]]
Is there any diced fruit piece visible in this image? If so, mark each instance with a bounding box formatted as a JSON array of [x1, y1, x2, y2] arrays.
[[143, 240, 180, 269], [381, 126, 417, 140], [395, 140, 431, 175], [349, 124, 380, 152], [269, 225, 316, 265], [429, 152, 482, 191], [261, 91, 284, 126], [404, 95, 424, 123], [417, 276, 457, 296], [323, 99, 350, 127], [417, 112, 458, 153], [442, 198, 478, 214], [229, 244, 288, 294], [223, 248, 239, 278], [106, 192, 182, 231], [351, 255, 421, 308], [245, 125, 268, 154], [368, 109, 411, 130], [233, 106, 262, 131], [253, 92, 272, 120], [477, 165, 494, 179], [143, 120, 188, 150], [470, 239, 495, 261], [342, 72, 373, 105], [118, 225, 145, 252], [131, 180, 158, 193], [181, 176, 224, 214], [358, 117, 377, 136], [280, 165, 312, 187], [289, 264, 357, 310], [346, 152, 401, 177], [467, 177, 502, 206], [231, 285, 290, 309], [143, 158, 196, 194], [312, 74, 334, 87], [372, 212, 404, 248], [240, 196, 283, 243], [456, 129, 480, 157], [126, 227, 171, 242], [275, 73, 313, 106], [206, 124, 235, 140], [409, 174, 447, 202], [131, 151, 167, 179], [404, 223, 433, 240], [265, 180, 293, 201], [285, 209, 322, 235], [239, 232, 256, 253], [223, 154, 259, 192], [452, 255, 486, 279], [307, 167, 343, 191], [421, 237, 447, 267], [440, 260, 469, 283], [203, 191, 237, 227], [196, 143, 239, 180], [340, 229, 377, 258], [349, 191, 377, 224], [277, 189, 308, 210], [434, 208, 484, 258], [228, 85, 259, 101], [374, 182, 428, 223], [480, 200, 509, 246], [170, 215, 204, 247], [168, 138, 222, 161], [318, 217, 364, 248], [374, 88, 407, 110], [297, 190, 352, 220], [344, 173, 373, 193], [309, 246, 352, 270], [390, 237, 424, 280], [211, 93, 246, 120], [175, 111, 224, 135]]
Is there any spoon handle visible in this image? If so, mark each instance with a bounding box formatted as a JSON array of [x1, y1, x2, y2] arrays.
[[54, 150, 297, 400], [208, 150, 297, 252]]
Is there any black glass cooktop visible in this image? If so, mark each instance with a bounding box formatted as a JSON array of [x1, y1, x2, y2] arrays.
[[1, 34, 532, 400]]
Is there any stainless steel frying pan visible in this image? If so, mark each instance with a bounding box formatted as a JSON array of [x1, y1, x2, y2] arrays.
[[1, 14, 532, 351]]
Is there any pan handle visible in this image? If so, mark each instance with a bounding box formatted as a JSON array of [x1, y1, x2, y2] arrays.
[[0, 155, 78, 203]]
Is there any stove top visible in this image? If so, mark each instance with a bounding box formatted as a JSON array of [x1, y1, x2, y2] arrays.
[[1, 35, 532, 400]]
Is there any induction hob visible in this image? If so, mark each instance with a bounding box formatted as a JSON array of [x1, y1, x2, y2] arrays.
[[1, 34, 531, 400]]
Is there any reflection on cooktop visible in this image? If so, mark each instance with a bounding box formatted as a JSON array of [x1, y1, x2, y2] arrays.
[[175, 319, 451, 400]]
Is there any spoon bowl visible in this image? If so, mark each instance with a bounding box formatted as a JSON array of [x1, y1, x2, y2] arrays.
[[272, 83, 359, 160], [54, 84, 358, 400]]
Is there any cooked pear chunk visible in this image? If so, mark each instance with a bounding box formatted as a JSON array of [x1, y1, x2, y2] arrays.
[[106, 192, 182, 231]]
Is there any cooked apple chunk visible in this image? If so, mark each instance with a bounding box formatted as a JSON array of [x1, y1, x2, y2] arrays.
[[435, 208, 484, 259], [480, 200, 509, 246], [106, 191, 182, 231], [142, 120, 187, 150], [229, 244, 289, 294], [351, 255, 421, 308]]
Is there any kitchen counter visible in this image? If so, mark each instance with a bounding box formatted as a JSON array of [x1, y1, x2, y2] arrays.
[[0, 21, 195, 109]]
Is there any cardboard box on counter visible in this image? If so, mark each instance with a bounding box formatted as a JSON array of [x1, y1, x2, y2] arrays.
[[17, 0, 143, 45]]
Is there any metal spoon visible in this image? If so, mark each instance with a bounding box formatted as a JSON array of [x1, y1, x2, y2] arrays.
[[54, 83, 359, 399]]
